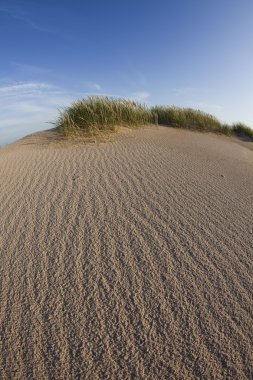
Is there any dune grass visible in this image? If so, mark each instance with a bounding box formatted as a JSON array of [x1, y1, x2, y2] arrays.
[[55, 96, 156, 137], [232, 123, 253, 140], [150, 106, 233, 135], [55, 96, 253, 141]]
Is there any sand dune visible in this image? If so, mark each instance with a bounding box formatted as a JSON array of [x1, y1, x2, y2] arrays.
[[0, 126, 253, 379]]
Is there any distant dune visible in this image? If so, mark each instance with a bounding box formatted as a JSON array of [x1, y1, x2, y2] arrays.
[[0, 126, 252, 379]]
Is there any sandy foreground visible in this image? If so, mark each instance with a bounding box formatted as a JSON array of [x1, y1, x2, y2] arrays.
[[0, 126, 253, 380]]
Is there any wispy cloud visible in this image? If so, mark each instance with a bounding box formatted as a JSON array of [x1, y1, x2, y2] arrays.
[[0, 82, 53, 95], [0, 4, 64, 36], [132, 91, 150, 101], [0, 81, 74, 145], [11, 62, 51, 75], [1, 6, 44, 32], [171, 87, 199, 96], [186, 101, 223, 113], [84, 81, 102, 91]]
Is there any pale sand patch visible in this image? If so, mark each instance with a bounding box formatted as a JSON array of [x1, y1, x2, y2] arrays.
[[0, 126, 252, 379]]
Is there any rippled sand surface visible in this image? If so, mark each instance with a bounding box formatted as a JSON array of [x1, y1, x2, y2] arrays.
[[0, 127, 253, 379]]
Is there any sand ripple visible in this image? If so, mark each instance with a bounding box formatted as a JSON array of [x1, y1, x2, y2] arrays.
[[0, 127, 253, 379]]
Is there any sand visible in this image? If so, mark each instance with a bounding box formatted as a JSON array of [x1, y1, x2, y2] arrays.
[[0, 126, 253, 379]]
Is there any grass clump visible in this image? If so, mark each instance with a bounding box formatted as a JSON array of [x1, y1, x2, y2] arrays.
[[56, 96, 156, 137], [150, 106, 230, 134], [232, 123, 253, 140], [150, 106, 253, 139]]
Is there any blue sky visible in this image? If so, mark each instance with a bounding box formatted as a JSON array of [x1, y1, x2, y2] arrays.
[[1, 0, 253, 145]]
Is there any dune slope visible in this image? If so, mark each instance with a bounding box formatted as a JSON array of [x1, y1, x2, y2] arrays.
[[0, 127, 253, 379]]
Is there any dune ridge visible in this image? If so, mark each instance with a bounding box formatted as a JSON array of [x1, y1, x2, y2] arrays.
[[0, 126, 253, 379]]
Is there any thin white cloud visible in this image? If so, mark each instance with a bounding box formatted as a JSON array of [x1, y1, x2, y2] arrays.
[[11, 62, 51, 75], [186, 101, 223, 113], [0, 4, 65, 36], [84, 81, 102, 91], [0, 82, 53, 95], [81, 92, 121, 98], [132, 91, 150, 101], [172, 87, 199, 96], [0, 81, 75, 144]]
